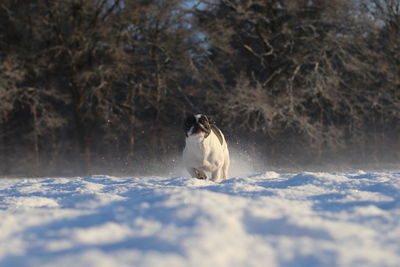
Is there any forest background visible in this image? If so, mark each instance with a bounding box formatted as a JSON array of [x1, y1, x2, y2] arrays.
[[0, 0, 399, 176]]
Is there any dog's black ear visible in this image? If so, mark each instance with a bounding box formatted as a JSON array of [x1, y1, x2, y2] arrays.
[[205, 115, 216, 125], [183, 115, 194, 135], [199, 115, 212, 138]]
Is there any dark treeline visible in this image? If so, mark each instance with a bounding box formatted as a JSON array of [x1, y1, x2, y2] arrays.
[[0, 0, 399, 176]]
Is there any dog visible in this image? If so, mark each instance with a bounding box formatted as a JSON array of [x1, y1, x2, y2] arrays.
[[182, 114, 230, 182]]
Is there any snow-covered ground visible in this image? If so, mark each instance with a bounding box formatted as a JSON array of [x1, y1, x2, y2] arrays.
[[1, 171, 400, 267]]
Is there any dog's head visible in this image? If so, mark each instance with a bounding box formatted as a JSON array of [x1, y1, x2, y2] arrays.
[[184, 114, 213, 137]]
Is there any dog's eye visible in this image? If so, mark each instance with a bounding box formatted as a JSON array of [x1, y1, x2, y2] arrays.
[[199, 116, 207, 124]]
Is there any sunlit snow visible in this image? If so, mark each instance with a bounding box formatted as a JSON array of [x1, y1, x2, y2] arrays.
[[1, 171, 400, 266]]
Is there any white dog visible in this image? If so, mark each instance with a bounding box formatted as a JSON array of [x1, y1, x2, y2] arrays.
[[182, 114, 230, 182]]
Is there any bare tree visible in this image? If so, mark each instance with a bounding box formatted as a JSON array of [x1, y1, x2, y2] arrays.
[[194, 0, 400, 164], [1, 0, 399, 176]]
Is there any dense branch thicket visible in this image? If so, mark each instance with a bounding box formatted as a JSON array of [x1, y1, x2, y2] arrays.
[[0, 0, 399, 176], [195, 0, 400, 165]]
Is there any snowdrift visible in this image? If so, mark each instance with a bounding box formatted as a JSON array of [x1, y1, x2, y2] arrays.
[[1, 171, 400, 266]]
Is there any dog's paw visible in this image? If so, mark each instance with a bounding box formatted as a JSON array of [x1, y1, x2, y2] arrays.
[[194, 169, 207, 180]]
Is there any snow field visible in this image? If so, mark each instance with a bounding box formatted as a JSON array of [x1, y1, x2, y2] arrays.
[[0, 171, 400, 267]]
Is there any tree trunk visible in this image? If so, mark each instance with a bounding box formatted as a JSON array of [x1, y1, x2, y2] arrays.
[[72, 84, 91, 175], [32, 103, 40, 173]]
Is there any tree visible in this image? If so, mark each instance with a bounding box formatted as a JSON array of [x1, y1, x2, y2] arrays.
[[193, 0, 400, 165], [0, 0, 208, 175]]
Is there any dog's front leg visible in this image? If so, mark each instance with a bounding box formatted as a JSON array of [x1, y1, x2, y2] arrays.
[[211, 168, 223, 182]]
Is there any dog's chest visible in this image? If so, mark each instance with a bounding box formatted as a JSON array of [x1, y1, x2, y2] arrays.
[[183, 137, 206, 164]]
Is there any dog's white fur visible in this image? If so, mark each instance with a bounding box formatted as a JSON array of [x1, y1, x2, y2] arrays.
[[182, 115, 230, 182]]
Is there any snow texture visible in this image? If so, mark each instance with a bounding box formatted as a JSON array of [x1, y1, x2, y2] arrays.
[[1, 171, 400, 267]]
